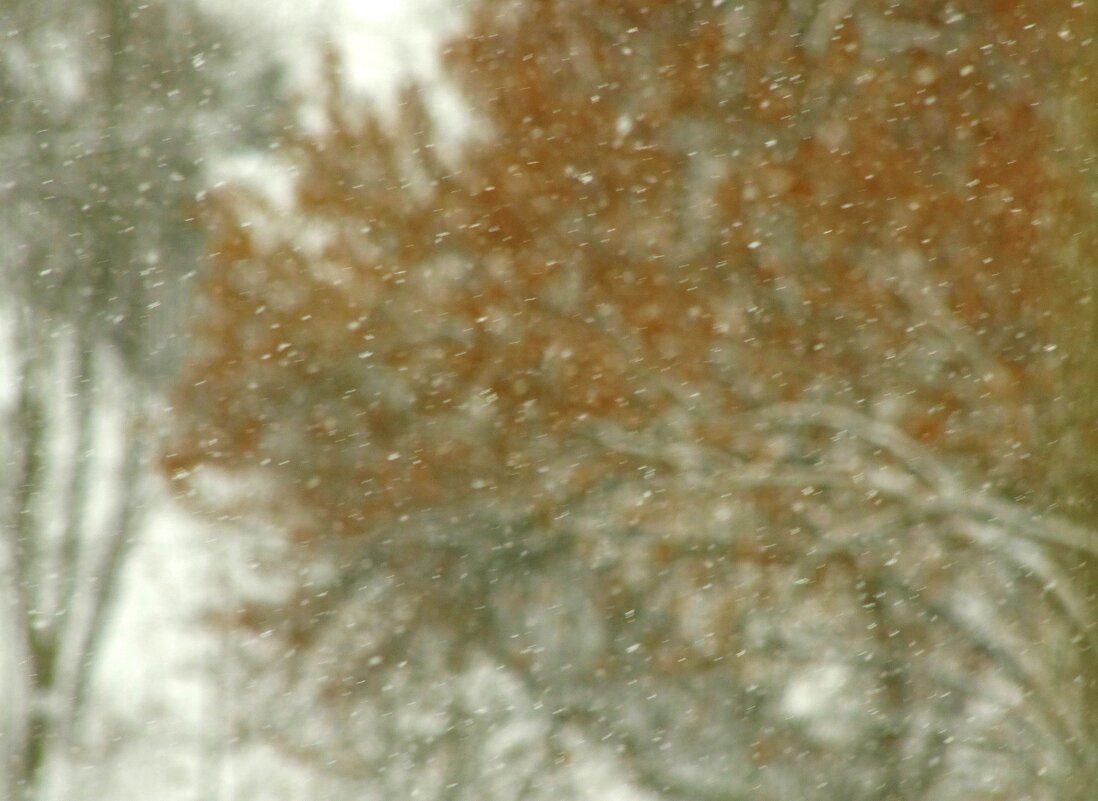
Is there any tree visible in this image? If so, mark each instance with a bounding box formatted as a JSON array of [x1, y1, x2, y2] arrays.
[[166, 1, 1098, 799], [0, 2, 269, 799]]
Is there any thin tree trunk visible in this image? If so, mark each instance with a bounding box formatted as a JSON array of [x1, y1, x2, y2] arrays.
[[53, 345, 97, 639], [4, 313, 50, 800]]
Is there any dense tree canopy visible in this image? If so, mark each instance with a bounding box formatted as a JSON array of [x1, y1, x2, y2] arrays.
[[166, 2, 1098, 799]]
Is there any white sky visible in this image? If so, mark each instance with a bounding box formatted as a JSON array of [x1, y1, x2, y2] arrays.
[[205, 0, 461, 101]]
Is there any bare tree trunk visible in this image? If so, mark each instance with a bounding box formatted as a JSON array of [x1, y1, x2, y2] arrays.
[[3, 314, 49, 801], [1, 322, 147, 801]]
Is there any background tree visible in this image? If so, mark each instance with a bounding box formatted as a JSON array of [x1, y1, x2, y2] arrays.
[[0, 2, 275, 799], [167, 1, 1098, 799]]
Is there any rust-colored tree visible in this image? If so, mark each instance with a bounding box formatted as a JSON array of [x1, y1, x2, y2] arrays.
[[166, 2, 1098, 799]]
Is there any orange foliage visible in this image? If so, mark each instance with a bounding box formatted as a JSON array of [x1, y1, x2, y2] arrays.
[[166, 1, 1098, 798], [170, 0, 1091, 526]]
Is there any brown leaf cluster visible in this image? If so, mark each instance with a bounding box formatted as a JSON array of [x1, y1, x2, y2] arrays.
[[165, 2, 1098, 798]]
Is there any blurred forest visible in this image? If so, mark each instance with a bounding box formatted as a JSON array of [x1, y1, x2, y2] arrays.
[[165, 1, 1098, 800], [0, 0, 278, 798], [3, 0, 1098, 800]]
